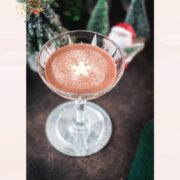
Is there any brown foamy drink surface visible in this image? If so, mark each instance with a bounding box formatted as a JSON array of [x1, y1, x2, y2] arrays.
[[45, 44, 117, 94]]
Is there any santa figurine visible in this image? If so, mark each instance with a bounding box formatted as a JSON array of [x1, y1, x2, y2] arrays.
[[108, 22, 145, 67], [108, 22, 136, 48]]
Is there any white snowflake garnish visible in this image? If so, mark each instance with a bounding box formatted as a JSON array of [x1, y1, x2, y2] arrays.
[[71, 61, 91, 76]]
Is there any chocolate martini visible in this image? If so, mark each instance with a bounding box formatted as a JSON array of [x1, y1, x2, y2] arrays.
[[45, 44, 117, 94]]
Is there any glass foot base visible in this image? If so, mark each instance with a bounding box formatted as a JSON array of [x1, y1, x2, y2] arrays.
[[45, 101, 112, 157]]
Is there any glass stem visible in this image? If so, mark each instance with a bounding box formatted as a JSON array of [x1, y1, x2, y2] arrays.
[[75, 99, 86, 127], [73, 99, 88, 154]]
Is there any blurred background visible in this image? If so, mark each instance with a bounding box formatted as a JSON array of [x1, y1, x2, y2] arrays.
[[26, 0, 154, 179]]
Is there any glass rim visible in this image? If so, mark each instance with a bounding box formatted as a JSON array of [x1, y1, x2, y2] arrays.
[[39, 30, 124, 57]]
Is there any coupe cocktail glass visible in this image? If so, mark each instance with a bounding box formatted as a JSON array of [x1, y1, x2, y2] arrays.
[[37, 30, 125, 157]]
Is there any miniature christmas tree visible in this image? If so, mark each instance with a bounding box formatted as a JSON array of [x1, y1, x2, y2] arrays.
[[87, 0, 110, 35], [26, 0, 66, 71], [125, 0, 150, 40]]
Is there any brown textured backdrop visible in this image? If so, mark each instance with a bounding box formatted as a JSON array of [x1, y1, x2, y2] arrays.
[[27, 39, 153, 179]]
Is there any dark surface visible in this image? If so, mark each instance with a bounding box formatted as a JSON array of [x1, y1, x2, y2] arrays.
[[27, 44, 153, 180]]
